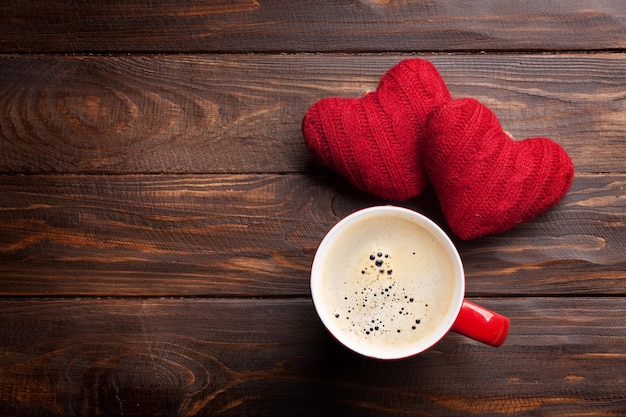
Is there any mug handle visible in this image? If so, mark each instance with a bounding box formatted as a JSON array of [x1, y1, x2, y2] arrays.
[[451, 300, 510, 347]]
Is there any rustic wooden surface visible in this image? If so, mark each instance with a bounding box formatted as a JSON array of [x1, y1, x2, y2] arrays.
[[1, 1, 626, 416]]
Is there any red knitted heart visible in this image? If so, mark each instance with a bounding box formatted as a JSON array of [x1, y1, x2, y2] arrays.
[[424, 98, 574, 240], [302, 59, 451, 200]]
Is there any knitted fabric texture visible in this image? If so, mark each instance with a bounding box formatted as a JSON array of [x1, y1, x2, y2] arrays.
[[302, 58, 451, 200], [424, 98, 575, 240]]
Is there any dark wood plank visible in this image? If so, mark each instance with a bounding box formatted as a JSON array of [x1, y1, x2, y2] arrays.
[[2, 297, 626, 416], [1, 173, 624, 297], [1, 54, 624, 175], [0, 174, 336, 297], [1, 1, 625, 53]]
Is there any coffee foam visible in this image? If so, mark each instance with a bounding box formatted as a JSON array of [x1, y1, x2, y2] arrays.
[[313, 211, 462, 358]]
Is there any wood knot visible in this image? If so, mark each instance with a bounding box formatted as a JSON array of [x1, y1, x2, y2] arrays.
[[75, 342, 236, 416]]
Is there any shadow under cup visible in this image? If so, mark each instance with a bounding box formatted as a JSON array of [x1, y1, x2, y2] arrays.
[[311, 206, 506, 360]]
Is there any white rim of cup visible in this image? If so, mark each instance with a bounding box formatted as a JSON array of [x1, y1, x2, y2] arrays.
[[310, 206, 465, 359]]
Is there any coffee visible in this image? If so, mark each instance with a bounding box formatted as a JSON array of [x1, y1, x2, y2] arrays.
[[312, 209, 463, 359]]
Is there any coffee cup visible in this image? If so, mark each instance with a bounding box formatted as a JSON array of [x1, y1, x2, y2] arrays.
[[310, 206, 509, 359]]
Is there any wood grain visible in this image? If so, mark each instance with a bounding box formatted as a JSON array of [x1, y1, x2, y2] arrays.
[[1, 1, 625, 53], [1, 54, 624, 175], [2, 1, 625, 415], [2, 297, 626, 416], [1, 173, 624, 297]]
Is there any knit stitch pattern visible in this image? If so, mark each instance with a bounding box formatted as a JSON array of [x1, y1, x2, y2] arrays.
[[424, 98, 575, 240], [302, 59, 451, 200]]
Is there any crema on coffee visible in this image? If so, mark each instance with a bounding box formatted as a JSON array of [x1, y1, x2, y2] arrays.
[[313, 211, 462, 358]]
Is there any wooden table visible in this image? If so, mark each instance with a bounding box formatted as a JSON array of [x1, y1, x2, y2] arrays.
[[1, 2, 625, 416]]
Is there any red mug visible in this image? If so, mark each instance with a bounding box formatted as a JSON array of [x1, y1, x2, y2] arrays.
[[311, 206, 509, 359]]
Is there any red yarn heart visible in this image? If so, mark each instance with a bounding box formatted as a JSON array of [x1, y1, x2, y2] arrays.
[[424, 98, 574, 240], [302, 59, 451, 200]]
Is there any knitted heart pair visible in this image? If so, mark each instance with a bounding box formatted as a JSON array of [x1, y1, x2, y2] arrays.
[[302, 59, 574, 240]]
